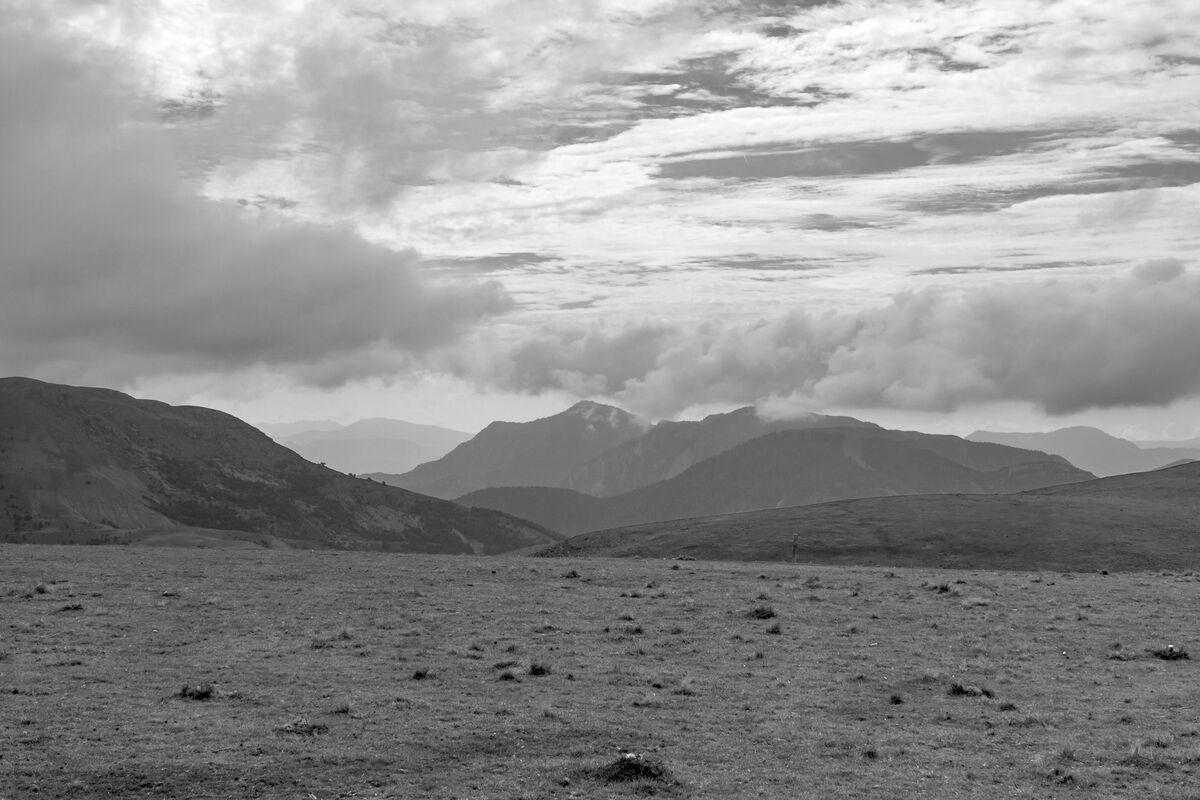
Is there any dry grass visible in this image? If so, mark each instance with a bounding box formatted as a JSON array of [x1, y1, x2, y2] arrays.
[[2, 544, 1199, 798]]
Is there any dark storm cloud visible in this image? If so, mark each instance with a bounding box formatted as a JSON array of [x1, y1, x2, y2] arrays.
[[0, 19, 509, 386], [460, 261, 1200, 417]]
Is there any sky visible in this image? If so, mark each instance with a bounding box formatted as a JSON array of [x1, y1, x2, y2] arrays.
[[3, 0, 1200, 438]]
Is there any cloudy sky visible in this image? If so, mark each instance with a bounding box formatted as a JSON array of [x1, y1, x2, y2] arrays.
[[4, 0, 1200, 437]]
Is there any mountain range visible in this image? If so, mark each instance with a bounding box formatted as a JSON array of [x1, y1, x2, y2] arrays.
[[270, 417, 471, 475], [0, 378, 557, 553], [535, 460, 1200, 572], [9, 376, 1198, 572], [968, 427, 1200, 477], [457, 426, 1092, 534], [370, 401, 649, 499]]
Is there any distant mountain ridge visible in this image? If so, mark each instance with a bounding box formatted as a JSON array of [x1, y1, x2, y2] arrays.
[[459, 426, 1092, 534], [968, 426, 1200, 477], [274, 417, 472, 475], [373, 401, 647, 499], [0, 377, 558, 553], [376, 403, 897, 501], [561, 406, 879, 497], [535, 461, 1200, 572]]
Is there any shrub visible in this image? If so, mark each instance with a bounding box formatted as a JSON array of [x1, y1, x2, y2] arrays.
[[591, 753, 677, 786], [749, 605, 776, 620], [179, 683, 214, 701], [1150, 645, 1190, 660]]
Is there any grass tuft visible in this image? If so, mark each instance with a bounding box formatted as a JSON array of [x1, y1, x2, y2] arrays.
[[275, 718, 328, 737], [589, 752, 676, 786], [179, 683, 214, 701]]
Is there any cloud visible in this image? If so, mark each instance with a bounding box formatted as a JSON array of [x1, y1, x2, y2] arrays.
[[0, 12, 508, 387], [453, 261, 1200, 417]]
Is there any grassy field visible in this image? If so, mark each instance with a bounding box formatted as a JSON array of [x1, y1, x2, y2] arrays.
[[3, 544, 1200, 799]]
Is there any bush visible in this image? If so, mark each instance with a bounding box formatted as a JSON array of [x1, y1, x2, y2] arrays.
[[749, 605, 776, 620], [179, 683, 214, 701]]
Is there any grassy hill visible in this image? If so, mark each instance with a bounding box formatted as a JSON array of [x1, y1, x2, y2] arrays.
[[535, 461, 1200, 571], [0, 377, 559, 553], [561, 406, 879, 497], [461, 426, 1092, 535]]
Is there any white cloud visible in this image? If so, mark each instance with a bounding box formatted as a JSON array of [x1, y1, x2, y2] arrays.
[[451, 262, 1200, 418], [0, 10, 507, 387]]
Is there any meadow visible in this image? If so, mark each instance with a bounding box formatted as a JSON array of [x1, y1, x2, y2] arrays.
[[2, 544, 1199, 799]]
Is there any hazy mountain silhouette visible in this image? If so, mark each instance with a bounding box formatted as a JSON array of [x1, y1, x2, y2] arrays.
[[562, 406, 878, 497], [276, 418, 471, 475], [255, 419, 343, 439], [1135, 436, 1200, 449], [536, 461, 1200, 572], [372, 401, 646, 499], [458, 426, 1092, 534], [0, 378, 558, 553], [968, 427, 1200, 477]]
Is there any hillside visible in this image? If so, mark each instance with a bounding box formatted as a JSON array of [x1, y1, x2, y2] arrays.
[[561, 406, 878, 497], [535, 461, 1200, 571], [374, 401, 646, 499], [968, 426, 1200, 477], [459, 426, 1091, 534], [0, 378, 559, 553], [277, 418, 472, 475]]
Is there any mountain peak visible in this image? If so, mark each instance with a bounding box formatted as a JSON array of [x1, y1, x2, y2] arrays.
[[563, 401, 641, 430], [565, 399, 626, 416]]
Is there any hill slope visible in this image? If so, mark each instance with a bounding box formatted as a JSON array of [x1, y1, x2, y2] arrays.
[[0, 378, 559, 553], [535, 461, 1200, 571], [968, 427, 1200, 477], [374, 401, 646, 499], [459, 427, 1091, 534], [562, 406, 878, 497]]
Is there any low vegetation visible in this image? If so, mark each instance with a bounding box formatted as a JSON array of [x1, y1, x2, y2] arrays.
[[3, 545, 1199, 798]]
